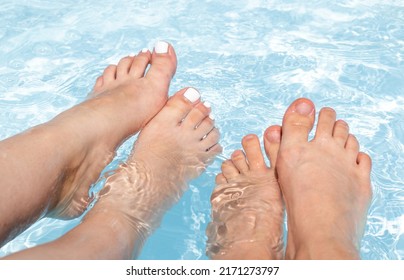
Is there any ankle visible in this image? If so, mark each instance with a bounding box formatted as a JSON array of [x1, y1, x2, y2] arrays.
[[96, 163, 180, 231], [82, 205, 150, 259]]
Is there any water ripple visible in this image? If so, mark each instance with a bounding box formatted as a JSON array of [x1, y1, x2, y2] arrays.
[[0, 0, 403, 260]]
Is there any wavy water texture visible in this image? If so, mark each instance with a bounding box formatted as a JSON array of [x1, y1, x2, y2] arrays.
[[0, 0, 403, 259]]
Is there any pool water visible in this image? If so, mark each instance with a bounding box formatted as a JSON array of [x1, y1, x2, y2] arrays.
[[0, 0, 403, 260]]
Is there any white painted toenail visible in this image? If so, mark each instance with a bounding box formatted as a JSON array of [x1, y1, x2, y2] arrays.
[[204, 101, 211, 108], [209, 113, 215, 120], [141, 48, 149, 53], [155, 41, 169, 54], [184, 88, 200, 102]]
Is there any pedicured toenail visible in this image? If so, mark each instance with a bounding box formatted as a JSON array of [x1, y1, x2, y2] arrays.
[[209, 113, 215, 120], [155, 41, 169, 54], [184, 88, 200, 102], [295, 101, 314, 115], [141, 48, 149, 53], [204, 101, 211, 108]]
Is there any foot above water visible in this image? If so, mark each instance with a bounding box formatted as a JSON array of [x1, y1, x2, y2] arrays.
[[48, 41, 178, 219], [276, 98, 372, 259]]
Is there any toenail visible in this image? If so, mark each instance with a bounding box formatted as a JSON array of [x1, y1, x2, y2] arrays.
[[155, 41, 169, 54], [295, 101, 314, 116], [141, 48, 149, 53], [204, 101, 211, 108], [232, 150, 243, 158], [266, 129, 281, 143], [184, 87, 200, 102], [337, 119, 349, 128], [209, 113, 215, 120]]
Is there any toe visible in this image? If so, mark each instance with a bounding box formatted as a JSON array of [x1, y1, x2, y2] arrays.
[[116, 56, 134, 79], [164, 87, 201, 123], [221, 159, 240, 180], [202, 127, 220, 151], [357, 152, 372, 198], [345, 134, 360, 160], [231, 150, 249, 174], [145, 41, 177, 92], [216, 173, 228, 184], [207, 143, 223, 156], [264, 125, 281, 168], [333, 120, 350, 147], [183, 101, 211, 129], [357, 152, 372, 171], [241, 134, 267, 171], [129, 49, 151, 78], [314, 107, 336, 140], [196, 116, 215, 140], [102, 65, 117, 83], [281, 98, 315, 148], [92, 76, 104, 92]]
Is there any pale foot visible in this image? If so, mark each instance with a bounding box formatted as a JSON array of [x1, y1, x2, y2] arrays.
[[1, 43, 177, 244], [46, 42, 177, 219], [277, 98, 372, 260], [91, 88, 221, 257], [206, 128, 284, 260]]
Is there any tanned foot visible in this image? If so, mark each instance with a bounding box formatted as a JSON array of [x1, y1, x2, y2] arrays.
[[206, 128, 284, 260], [48, 41, 177, 218], [276, 98, 372, 259], [92, 88, 221, 257]]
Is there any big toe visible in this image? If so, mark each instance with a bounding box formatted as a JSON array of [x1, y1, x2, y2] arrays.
[[281, 98, 315, 147], [160, 87, 201, 123], [145, 41, 177, 92]]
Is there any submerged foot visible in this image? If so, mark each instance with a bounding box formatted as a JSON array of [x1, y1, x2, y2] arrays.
[[48, 41, 177, 218], [93, 88, 221, 256], [206, 129, 284, 260], [277, 98, 372, 259]]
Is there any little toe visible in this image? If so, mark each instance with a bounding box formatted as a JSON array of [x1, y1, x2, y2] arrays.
[[333, 120, 350, 147], [102, 65, 117, 84], [314, 107, 336, 140], [92, 76, 104, 92], [145, 41, 177, 92], [221, 159, 240, 179], [241, 134, 267, 171], [345, 134, 360, 160], [216, 173, 228, 184], [357, 152, 372, 198], [357, 152, 372, 171], [281, 98, 315, 148], [231, 150, 249, 174], [129, 49, 151, 78], [264, 125, 282, 168], [116, 56, 134, 79]]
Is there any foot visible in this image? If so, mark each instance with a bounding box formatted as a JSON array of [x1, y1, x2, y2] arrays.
[[93, 88, 221, 256], [206, 129, 284, 260], [48, 41, 177, 218], [276, 98, 372, 259]]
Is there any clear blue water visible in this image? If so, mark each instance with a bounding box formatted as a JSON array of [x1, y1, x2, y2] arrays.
[[0, 0, 403, 260]]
